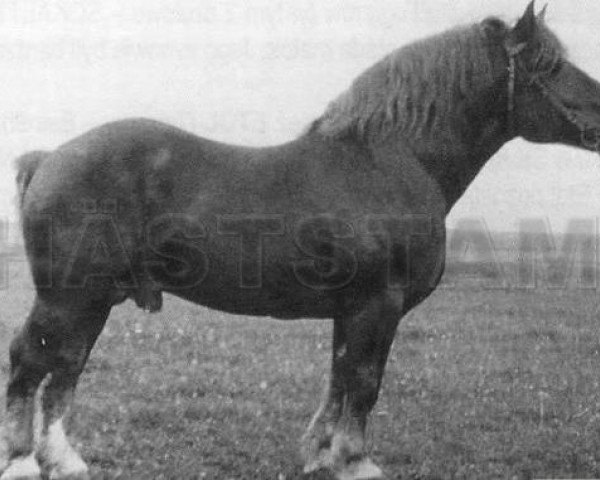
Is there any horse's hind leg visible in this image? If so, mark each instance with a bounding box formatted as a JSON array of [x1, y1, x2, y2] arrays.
[[302, 291, 403, 480], [38, 300, 111, 480], [1, 296, 110, 480], [1, 299, 54, 480]]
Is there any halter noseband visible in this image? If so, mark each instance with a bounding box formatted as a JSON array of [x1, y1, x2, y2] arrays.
[[505, 42, 600, 149]]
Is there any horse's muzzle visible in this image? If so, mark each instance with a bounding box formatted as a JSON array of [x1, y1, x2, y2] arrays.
[[581, 126, 600, 152]]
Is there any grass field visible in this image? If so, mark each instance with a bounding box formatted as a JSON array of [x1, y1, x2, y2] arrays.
[[2, 238, 600, 479]]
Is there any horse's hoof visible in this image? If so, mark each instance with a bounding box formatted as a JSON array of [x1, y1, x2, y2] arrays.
[[302, 446, 335, 474], [39, 418, 89, 480], [303, 461, 320, 474], [49, 472, 89, 480], [0, 455, 42, 480], [48, 466, 90, 480], [47, 455, 89, 480], [335, 457, 385, 480]]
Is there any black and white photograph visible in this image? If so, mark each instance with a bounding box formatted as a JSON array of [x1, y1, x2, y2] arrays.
[[1, 1, 600, 479]]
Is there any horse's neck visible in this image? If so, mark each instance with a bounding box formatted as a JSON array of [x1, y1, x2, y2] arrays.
[[394, 92, 511, 214]]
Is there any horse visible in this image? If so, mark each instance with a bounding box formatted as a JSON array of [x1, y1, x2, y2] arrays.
[[2, 2, 600, 479]]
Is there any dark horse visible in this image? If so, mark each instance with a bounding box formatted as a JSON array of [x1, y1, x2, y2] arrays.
[[3, 3, 600, 479]]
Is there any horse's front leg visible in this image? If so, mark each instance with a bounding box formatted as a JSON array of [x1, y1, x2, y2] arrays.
[[301, 314, 347, 473], [302, 290, 403, 480], [1, 296, 110, 480]]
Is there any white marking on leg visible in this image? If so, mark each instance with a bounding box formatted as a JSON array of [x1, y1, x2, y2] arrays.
[[43, 417, 88, 479], [33, 374, 52, 452], [0, 375, 50, 479], [0, 454, 41, 480], [0, 424, 9, 473], [302, 377, 334, 473]]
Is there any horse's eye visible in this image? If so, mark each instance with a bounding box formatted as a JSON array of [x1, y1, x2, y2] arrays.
[[550, 59, 564, 75]]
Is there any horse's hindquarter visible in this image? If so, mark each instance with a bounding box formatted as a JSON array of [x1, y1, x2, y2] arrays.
[[21, 118, 447, 317]]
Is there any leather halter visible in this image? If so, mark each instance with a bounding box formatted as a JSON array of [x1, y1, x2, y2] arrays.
[[505, 42, 600, 149], [506, 42, 527, 136]]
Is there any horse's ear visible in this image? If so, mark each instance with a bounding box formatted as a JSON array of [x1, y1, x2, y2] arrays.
[[537, 3, 548, 23], [511, 1, 538, 45]]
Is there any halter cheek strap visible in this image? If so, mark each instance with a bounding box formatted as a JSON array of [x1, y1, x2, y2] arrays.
[[506, 42, 527, 136]]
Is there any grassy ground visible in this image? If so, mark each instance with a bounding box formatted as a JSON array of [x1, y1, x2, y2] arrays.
[[2, 258, 600, 479]]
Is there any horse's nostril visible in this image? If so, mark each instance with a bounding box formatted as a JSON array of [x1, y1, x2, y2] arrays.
[[581, 127, 600, 149]]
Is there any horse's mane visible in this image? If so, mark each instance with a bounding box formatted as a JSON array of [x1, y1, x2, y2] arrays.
[[310, 23, 497, 143], [310, 17, 565, 144]]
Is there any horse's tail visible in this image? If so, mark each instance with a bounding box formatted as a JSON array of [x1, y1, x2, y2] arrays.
[[15, 150, 48, 209]]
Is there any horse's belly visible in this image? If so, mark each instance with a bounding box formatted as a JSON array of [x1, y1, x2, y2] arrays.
[[168, 283, 336, 319], [150, 217, 445, 319], [165, 257, 345, 319]]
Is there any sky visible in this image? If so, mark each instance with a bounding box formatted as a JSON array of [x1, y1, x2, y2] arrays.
[[1, 0, 600, 234]]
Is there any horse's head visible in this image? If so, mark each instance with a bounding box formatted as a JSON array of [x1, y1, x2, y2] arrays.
[[504, 1, 600, 152]]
